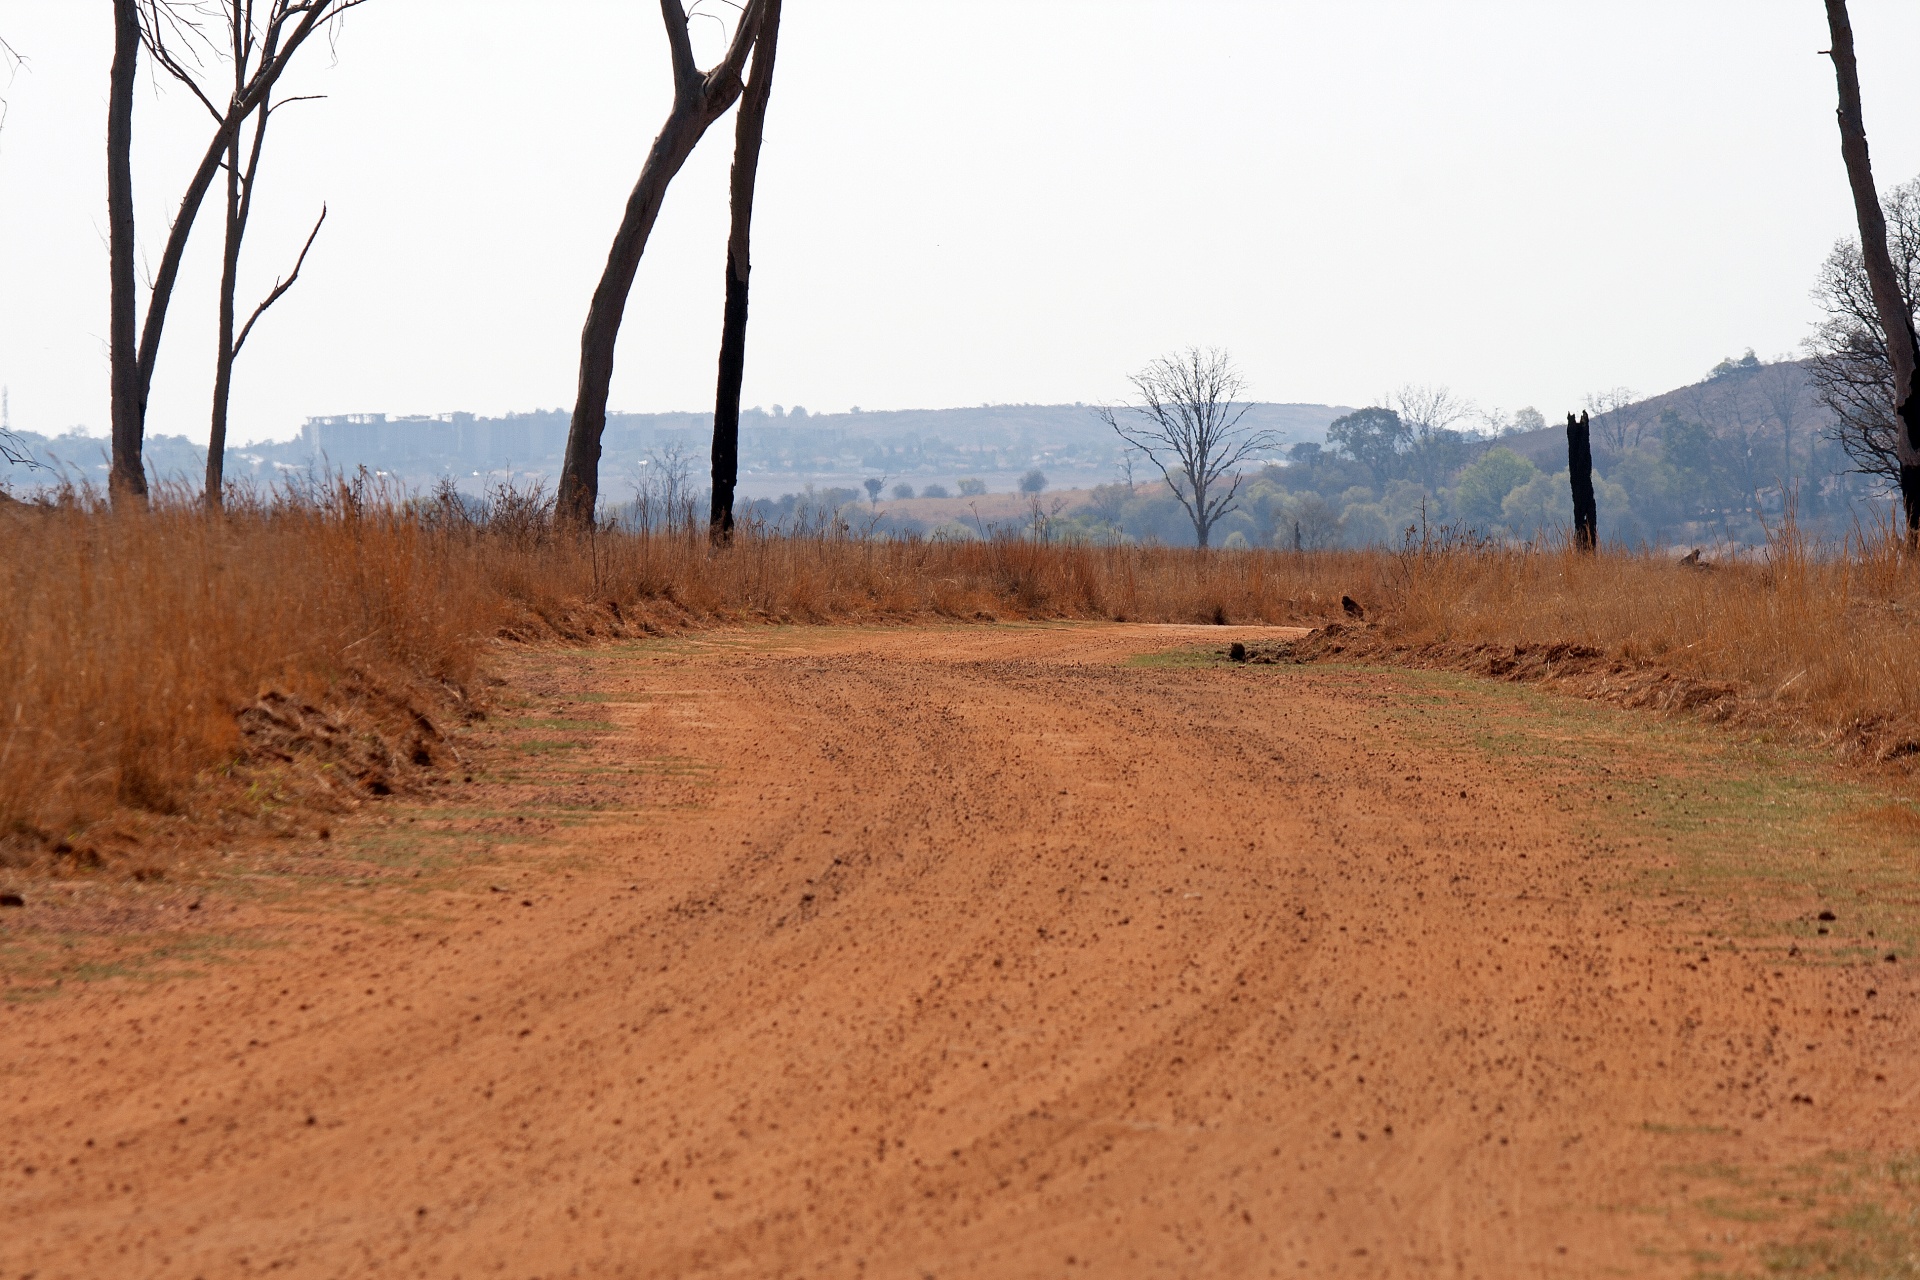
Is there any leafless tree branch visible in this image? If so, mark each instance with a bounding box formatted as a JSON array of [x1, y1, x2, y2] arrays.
[[233, 204, 324, 356]]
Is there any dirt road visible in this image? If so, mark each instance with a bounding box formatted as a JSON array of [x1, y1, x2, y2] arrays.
[[5, 624, 1917, 1278]]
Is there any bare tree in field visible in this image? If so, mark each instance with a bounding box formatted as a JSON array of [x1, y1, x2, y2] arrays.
[[1822, 0, 1920, 539], [1807, 174, 1920, 489], [1583, 386, 1641, 454], [189, 5, 333, 508], [1754, 362, 1808, 492], [708, 0, 781, 544], [1097, 348, 1277, 549], [106, 0, 363, 507], [557, 0, 770, 528], [1394, 383, 1467, 488]]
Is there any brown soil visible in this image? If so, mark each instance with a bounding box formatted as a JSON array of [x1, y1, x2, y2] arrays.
[[4, 624, 1916, 1278]]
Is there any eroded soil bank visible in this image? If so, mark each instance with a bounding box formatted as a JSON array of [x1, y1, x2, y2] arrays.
[[4, 624, 1918, 1278]]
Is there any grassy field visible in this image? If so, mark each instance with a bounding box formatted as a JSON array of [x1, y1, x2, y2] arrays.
[[6, 482, 1920, 864]]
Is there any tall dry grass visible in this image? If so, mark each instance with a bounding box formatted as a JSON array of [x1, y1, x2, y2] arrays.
[[6, 481, 1920, 856], [1385, 513, 1920, 747]]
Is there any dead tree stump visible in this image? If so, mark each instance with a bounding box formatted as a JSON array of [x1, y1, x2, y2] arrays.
[[1566, 410, 1597, 551]]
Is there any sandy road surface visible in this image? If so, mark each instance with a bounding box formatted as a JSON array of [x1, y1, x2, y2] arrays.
[[4, 624, 1918, 1278]]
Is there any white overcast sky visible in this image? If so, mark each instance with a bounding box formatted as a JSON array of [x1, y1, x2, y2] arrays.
[[2, 1, 1919, 444]]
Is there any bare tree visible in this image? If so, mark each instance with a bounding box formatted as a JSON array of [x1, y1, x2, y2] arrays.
[[1823, 0, 1920, 538], [1807, 174, 1920, 490], [107, 0, 365, 506], [557, 0, 769, 528], [707, 0, 780, 544], [192, 4, 333, 507], [1394, 384, 1466, 438], [1097, 348, 1276, 549], [1753, 361, 1807, 492], [1395, 384, 1468, 488], [1583, 386, 1641, 454]]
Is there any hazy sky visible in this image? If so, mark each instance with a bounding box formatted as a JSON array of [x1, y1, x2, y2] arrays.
[[3, 1, 1919, 445]]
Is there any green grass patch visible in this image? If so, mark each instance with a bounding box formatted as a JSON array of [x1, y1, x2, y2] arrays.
[[1125, 645, 1234, 670]]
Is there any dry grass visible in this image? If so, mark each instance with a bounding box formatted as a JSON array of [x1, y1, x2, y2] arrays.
[[1381, 514, 1920, 755], [6, 482, 1920, 863]]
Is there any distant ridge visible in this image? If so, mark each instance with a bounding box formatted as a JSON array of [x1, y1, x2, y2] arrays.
[[3, 401, 1353, 496]]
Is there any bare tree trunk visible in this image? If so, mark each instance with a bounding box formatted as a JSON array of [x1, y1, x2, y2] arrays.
[[557, 0, 765, 529], [207, 87, 278, 509], [107, 0, 144, 505], [708, 0, 781, 545], [207, 131, 243, 508], [1825, 0, 1920, 540], [1567, 411, 1597, 551]]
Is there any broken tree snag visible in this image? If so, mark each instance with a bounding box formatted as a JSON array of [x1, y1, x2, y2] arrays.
[[1566, 410, 1597, 551], [558, 0, 768, 529], [709, 0, 782, 545], [1825, 0, 1920, 541]]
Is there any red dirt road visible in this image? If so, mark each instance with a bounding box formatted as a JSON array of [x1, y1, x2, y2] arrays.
[[4, 624, 1917, 1278]]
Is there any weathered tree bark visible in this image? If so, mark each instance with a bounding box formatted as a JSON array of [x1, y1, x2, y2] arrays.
[[1825, 0, 1920, 539], [1567, 410, 1597, 551], [557, 0, 767, 529], [107, 0, 144, 504], [708, 0, 781, 545]]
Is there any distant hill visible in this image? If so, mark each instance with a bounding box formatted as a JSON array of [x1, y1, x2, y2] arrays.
[[1498, 360, 1833, 484], [1, 401, 1355, 500]]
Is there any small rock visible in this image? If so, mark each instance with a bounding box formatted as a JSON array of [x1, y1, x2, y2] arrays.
[[1818, 910, 1837, 922]]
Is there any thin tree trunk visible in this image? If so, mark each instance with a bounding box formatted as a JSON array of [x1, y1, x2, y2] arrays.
[[556, 100, 710, 527], [1825, 0, 1920, 539], [207, 131, 242, 508], [558, 0, 765, 529], [207, 95, 272, 509], [1567, 411, 1597, 550], [708, 0, 781, 545], [107, 0, 143, 505]]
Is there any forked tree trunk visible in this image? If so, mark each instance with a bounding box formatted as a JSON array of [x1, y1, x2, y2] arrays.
[[708, 0, 781, 544], [1567, 411, 1597, 551], [558, 0, 766, 529], [1825, 0, 1920, 539], [110, 1, 354, 510], [107, 0, 144, 504]]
